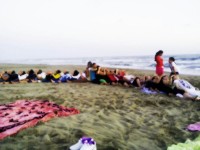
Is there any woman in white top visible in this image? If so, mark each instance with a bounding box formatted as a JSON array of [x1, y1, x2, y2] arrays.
[[169, 57, 180, 76], [172, 75, 200, 100]]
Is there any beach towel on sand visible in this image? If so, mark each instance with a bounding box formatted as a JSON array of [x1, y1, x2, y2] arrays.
[[187, 122, 200, 131], [0, 99, 79, 140]]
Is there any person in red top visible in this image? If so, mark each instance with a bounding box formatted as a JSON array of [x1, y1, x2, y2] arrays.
[[155, 50, 164, 76]]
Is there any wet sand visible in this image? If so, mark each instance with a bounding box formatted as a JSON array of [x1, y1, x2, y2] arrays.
[[0, 64, 200, 150]]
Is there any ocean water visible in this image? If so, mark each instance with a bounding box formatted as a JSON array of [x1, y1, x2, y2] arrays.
[[1, 54, 200, 75]]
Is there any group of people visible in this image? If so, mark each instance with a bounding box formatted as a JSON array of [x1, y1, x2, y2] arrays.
[[154, 50, 200, 100], [0, 51, 200, 101], [0, 69, 88, 84], [85, 60, 200, 100], [155, 50, 180, 77]]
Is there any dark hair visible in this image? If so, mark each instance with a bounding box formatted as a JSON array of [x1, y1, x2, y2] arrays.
[[96, 65, 100, 70], [92, 63, 96, 67], [55, 70, 61, 74], [73, 70, 79, 76], [29, 69, 34, 75], [155, 50, 163, 61], [37, 69, 42, 74], [11, 70, 16, 74], [22, 71, 26, 75], [87, 61, 92, 68], [169, 57, 175, 61], [151, 76, 158, 81], [159, 75, 167, 85], [64, 71, 69, 74]]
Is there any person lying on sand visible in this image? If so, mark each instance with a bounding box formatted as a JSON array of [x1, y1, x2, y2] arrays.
[[59, 71, 72, 82], [172, 75, 200, 100], [70, 70, 88, 82], [144, 75, 160, 92]]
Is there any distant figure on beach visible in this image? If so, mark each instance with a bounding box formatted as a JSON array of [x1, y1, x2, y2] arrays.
[[155, 50, 164, 76], [168, 57, 180, 76]]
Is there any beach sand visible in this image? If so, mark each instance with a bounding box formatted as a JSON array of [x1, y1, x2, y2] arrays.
[[0, 64, 200, 150]]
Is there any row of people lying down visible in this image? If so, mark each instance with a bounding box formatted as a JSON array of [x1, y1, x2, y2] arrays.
[[86, 62, 200, 100], [1, 63, 200, 101], [0, 69, 88, 83], [143, 75, 200, 100], [85, 63, 147, 87]]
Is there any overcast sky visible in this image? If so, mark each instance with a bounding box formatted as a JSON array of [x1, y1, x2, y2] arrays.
[[0, 0, 200, 60]]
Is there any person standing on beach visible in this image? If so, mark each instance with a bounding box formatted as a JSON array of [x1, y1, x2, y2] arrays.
[[168, 57, 180, 76], [155, 50, 164, 77]]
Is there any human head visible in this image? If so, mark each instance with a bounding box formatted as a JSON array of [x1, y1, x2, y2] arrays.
[[155, 50, 163, 60], [160, 75, 169, 85], [55, 70, 61, 74], [19, 71, 26, 75], [2, 72, 9, 81], [152, 76, 160, 84], [73, 70, 79, 76], [29, 69, 34, 75], [64, 71, 69, 74], [169, 57, 175, 63], [11, 70, 16, 74], [87, 61, 92, 68], [37, 69, 42, 74]]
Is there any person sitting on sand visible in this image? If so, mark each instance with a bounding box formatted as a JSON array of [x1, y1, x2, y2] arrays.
[[172, 75, 200, 100], [94, 66, 109, 85], [70, 70, 88, 82], [37, 69, 46, 82], [114, 69, 130, 87], [27, 69, 37, 83], [0, 71, 11, 84], [42, 71, 53, 82], [60, 71, 72, 82], [18, 71, 28, 81], [85, 61, 93, 79], [89, 63, 98, 82], [51, 70, 62, 83], [9, 70, 19, 83], [79, 71, 88, 82], [144, 76, 160, 92], [113, 69, 133, 86], [0, 70, 19, 84], [106, 69, 119, 85], [123, 72, 135, 85], [71, 70, 81, 80], [131, 76, 148, 89], [168, 57, 180, 76]]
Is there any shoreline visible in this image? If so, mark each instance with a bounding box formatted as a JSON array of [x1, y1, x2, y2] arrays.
[[1, 63, 200, 77]]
